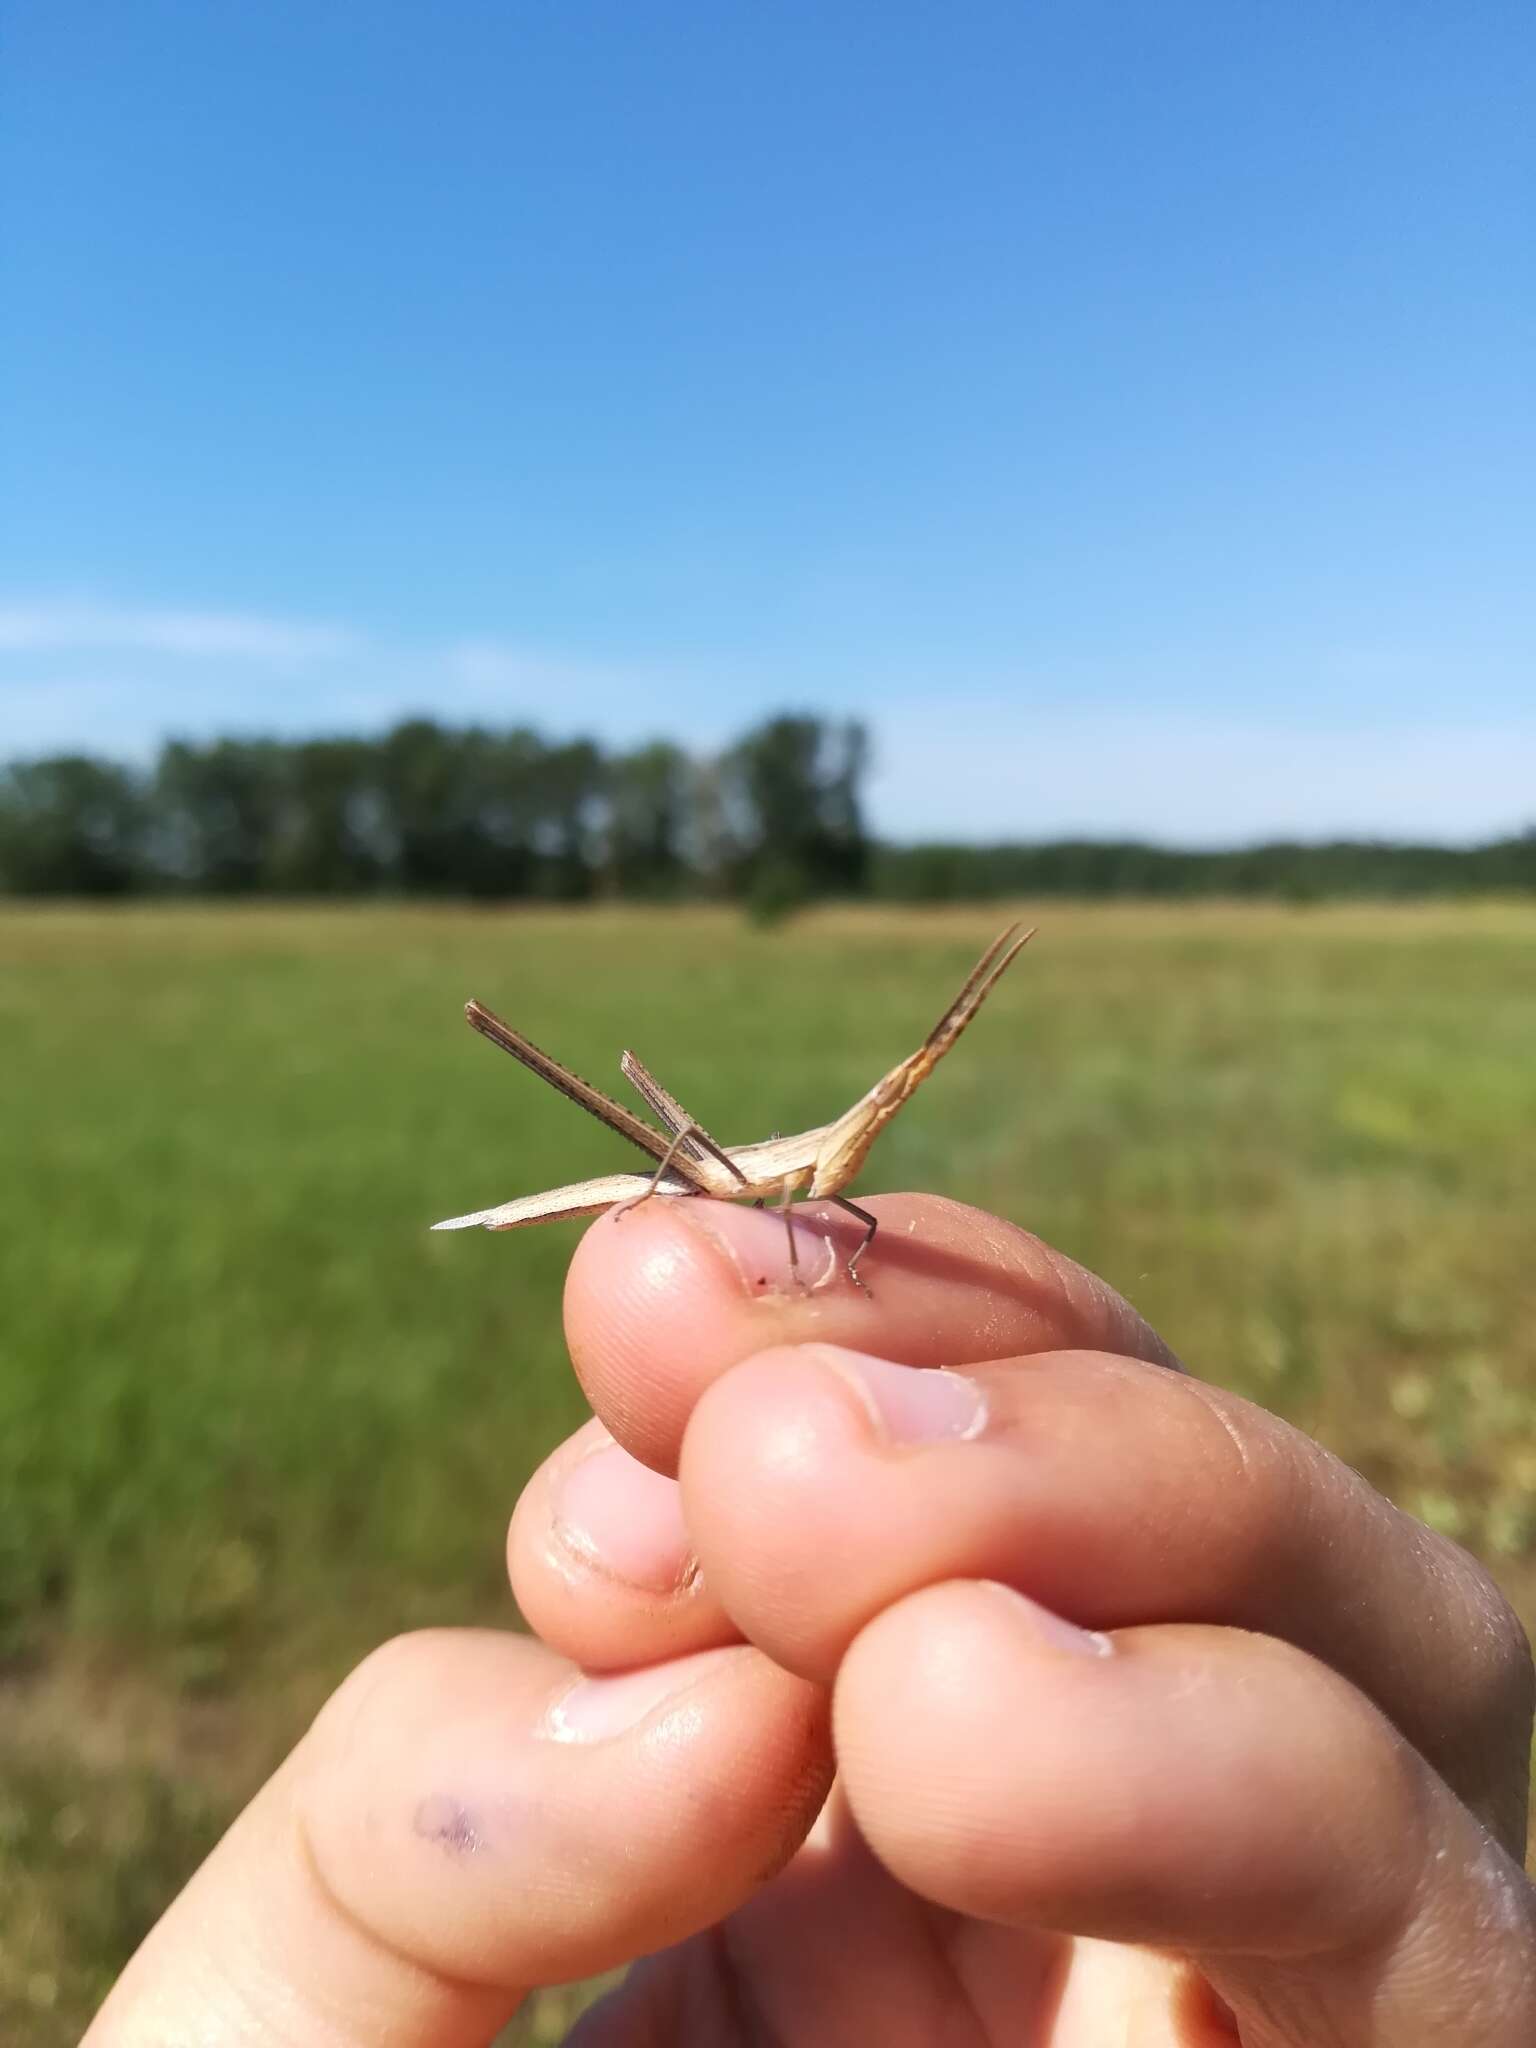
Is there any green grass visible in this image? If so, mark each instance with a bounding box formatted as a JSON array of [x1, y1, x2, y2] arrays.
[[3, 900, 1535, 2040]]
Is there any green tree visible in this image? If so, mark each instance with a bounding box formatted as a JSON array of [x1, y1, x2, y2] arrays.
[[533, 739, 604, 900], [474, 727, 552, 898], [152, 739, 287, 891], [373, 719, 544, 897], [0, 755, 147, 895], [266, 740, 386, 894], [719, 715, 870, 914], [604, 742, 691, 898]]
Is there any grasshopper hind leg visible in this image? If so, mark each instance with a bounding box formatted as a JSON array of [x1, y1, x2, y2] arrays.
[[833, 1197, 877, 1295]]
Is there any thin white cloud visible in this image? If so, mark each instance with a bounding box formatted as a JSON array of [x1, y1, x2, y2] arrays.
[[0, 626, 717, 764], [445, 638, 631, 700], [866, 704, 1536, 846], [442, 638, 694, 713], [0, 600, 359, 662], [3, 596, 1531, 844]]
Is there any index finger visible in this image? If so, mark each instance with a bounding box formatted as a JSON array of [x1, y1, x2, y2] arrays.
[[564, 1191, 1179, 1473]]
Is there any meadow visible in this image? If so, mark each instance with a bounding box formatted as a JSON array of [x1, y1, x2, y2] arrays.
[[3, 900, 1535, 2042]]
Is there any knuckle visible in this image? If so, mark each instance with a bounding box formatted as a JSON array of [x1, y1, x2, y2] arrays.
[[1414, 1523, 1535, 1732], [1164, 1374, 1305, 1577]]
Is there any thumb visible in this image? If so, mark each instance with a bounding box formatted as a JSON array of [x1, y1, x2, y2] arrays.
[[85, 1630, 830, 2048]]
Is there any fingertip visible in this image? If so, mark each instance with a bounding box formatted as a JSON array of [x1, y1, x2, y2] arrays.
[[300, 1631, 834, 1988], [562, 1198, 883, 1469], [507, 1419, 740, 1672], [564, 1200, 755, 1469], [679, 1342, 901, 1675], [833, 1583, 1421, 1956], [564, 1191, 1174, 1473]]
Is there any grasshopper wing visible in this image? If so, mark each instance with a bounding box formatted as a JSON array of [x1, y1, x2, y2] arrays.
[[432, 1168, 696, 1233]]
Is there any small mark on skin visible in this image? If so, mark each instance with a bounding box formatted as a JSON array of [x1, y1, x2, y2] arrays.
[[414, 1795, 487, 1859]]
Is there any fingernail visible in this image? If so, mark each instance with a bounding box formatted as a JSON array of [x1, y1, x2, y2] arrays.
[[540, 1647, 742, 1744], [817, 1345, 987, 1445], [686, 1199, 838, 1296], [551, 1442, 697, 1594], [984, 1581, 1114, 1658]]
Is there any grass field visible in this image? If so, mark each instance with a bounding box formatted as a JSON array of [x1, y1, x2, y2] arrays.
[[3, 900, 1535, 2040]]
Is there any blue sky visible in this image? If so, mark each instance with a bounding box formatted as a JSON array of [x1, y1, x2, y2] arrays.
[[3, 1, 1531, 843]]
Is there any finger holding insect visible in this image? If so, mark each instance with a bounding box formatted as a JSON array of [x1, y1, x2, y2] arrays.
[[563, 1191, 1179, 1475], [514, 1187, 1174, 1668]]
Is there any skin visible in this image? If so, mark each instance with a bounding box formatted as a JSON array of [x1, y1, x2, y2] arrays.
[[86, 1192, 1535, 2046]]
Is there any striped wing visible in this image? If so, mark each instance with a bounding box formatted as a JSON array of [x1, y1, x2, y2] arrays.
[[431, 1168, 699, 1233]]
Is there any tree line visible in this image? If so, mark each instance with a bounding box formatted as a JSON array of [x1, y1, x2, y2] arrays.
[[0, 716, 867, 912], [1, 714, 1530, 905], [870, 833, 1536, 901]]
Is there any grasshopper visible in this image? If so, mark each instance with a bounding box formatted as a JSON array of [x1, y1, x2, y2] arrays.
[[432, 921, 1034, 1288]]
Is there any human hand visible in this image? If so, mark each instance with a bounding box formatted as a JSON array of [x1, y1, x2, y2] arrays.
[[87, 1195, 1535, 2045]]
